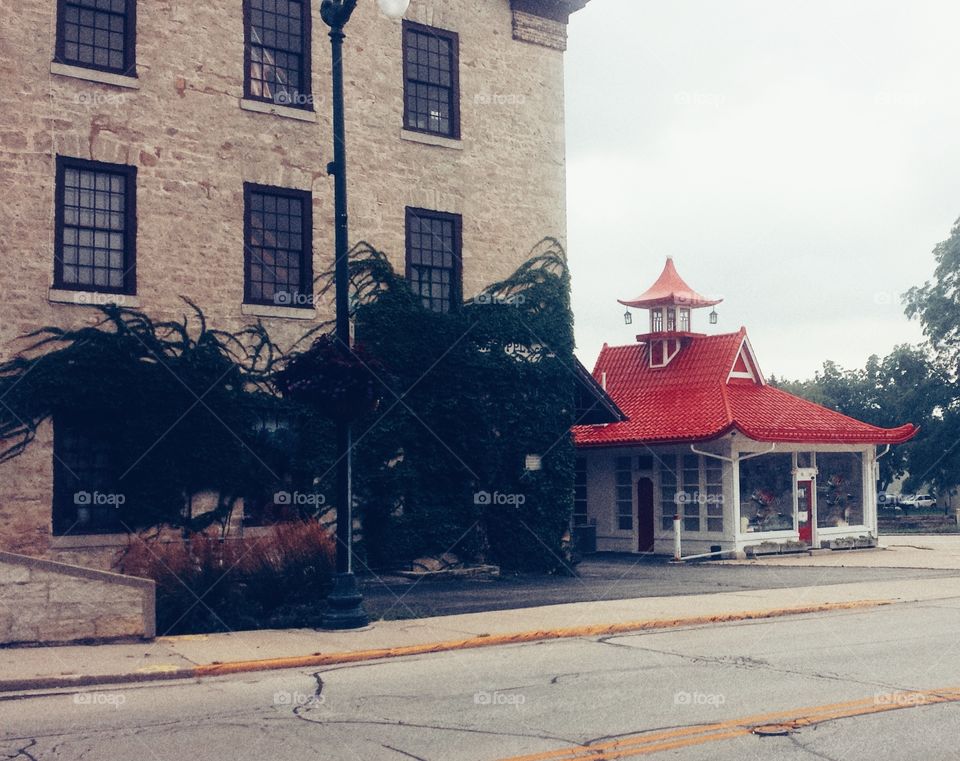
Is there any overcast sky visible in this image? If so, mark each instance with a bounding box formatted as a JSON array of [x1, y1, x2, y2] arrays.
[[563, 1, 960, 380]]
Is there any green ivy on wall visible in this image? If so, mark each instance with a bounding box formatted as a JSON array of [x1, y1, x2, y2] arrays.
[[0, 240, 577, 572]]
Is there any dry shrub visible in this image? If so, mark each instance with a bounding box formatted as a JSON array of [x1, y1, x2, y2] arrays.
[[117, 521, 336, 634]]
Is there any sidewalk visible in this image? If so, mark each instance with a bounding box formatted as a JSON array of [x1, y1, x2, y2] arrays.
[[4, 573, 960, 694], [723, 535, 960, 570]]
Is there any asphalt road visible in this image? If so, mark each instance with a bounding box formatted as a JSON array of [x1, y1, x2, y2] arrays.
[[6, 594, 960, 760], [360, 553, 960, 619]]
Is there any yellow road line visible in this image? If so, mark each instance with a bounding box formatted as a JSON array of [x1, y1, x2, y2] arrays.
[[495, 687, 960, 761]]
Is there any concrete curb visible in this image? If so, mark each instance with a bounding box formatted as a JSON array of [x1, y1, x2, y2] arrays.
[[0, 599, 890, 694]]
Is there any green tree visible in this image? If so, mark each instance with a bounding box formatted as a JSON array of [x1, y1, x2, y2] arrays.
[[773, 346, 951, 489]]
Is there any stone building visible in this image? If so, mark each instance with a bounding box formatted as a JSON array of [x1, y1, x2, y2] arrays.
[[0, 0, 589, 562], [573, 259, 917, 558]]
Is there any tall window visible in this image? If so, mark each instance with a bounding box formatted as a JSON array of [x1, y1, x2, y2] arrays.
[[574, 457, 588, 526], [651, 309, 663, 332], [406, 208, 461, 313], [244, 184, 313, 307], [615, 456, 632, 531], [403, 21, 460, 138], [679, 308, 690, 332], [660, 461, 677, 531], [705, 458, 723, 532], [53, 419, 123, 536], [56, 0, 136, 75], [244, 0, 312, 109], [55, 157, 136, 294], [666, 307, 677, 332], [681, 454, 700, 531]]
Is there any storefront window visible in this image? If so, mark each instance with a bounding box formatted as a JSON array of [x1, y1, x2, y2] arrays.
[[739, 452, 794, 532], [705, 459, 723, 532], [660, 465, 677, 531], [816, 452, 864, 527], [682, 454, 700, 531]]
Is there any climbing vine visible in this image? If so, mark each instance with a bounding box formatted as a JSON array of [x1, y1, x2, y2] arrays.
[[0, 240, 577, 571]]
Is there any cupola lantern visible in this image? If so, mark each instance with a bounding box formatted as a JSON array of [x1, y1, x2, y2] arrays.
[[618, 257, 722, 368]]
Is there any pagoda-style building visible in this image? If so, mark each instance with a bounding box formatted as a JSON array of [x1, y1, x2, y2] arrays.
[[573, 258, 916, 557]]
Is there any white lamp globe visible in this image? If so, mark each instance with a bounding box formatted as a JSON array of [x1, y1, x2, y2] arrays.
[[377, 0, 410, 19]]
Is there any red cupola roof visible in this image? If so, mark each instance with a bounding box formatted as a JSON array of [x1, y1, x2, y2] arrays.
[[574, 328, 918, 447], [618, 257, 722, 309]]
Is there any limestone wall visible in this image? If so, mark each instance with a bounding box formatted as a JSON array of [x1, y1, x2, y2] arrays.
[[0, 551, 155, 645], [0, 0, 573, 559]]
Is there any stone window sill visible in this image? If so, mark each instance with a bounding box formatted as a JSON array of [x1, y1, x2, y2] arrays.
[[241, 302, 317, 320], [240, 98, 318, 123], [400, 128, 464, 150], [49, 288, 141, 307], [50, 62, 140, 89], [50, 533, 131, 549]]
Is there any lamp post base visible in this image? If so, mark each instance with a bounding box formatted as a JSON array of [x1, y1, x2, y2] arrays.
[[322, 572, 369, 630]]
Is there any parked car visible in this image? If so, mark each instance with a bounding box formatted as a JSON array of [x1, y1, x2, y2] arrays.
[[901, 494, 937, 510], [877, 493, 901, 510]]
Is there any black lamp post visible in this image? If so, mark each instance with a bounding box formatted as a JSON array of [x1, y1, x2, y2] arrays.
[[318, 0, 408, 629]]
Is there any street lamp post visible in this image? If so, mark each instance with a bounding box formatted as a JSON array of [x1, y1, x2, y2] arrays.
[[318, 0, 408, 629]]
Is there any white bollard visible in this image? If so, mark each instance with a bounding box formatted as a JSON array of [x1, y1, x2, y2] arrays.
[[673, 516, 682, 561]]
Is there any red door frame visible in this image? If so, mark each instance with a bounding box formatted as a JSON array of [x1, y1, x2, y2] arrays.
[[637, 477, 655, 552], [798, 479, 814, 544]]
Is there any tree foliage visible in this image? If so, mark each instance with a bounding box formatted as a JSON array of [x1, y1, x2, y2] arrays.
[[772, 346, 953, 489], [0, 241, 577, 572], [905, 216, 960, 371]]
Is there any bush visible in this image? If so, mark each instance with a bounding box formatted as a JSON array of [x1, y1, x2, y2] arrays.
[[117, 521, 335, 634]]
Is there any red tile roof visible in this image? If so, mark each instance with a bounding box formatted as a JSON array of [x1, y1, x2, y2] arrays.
[[573, 328, 917, 447], [618, 257, 722, 309]]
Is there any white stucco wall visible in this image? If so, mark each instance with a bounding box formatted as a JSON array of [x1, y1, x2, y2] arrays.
[[580, 435, 879, 556]]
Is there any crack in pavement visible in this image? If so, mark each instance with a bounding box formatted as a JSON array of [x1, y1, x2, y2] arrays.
[[293, 714, 579, 745], [381, 743, 430, 761], [2, 739, 38, 761], [592, 639, 915, 693], [786, 731, 844, 761]]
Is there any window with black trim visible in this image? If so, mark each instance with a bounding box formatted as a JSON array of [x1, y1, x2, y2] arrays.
[[403, 21, 460, 138], [55, 0, 136, 75], [405, 208, 462, 313], [574, 457, 588, 526], [55, 156, 136, 294], [52, 419, 124, 536], [244, 184, 313, 308], [615, 456, 633, 531], [244, 0, 312, 109]]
